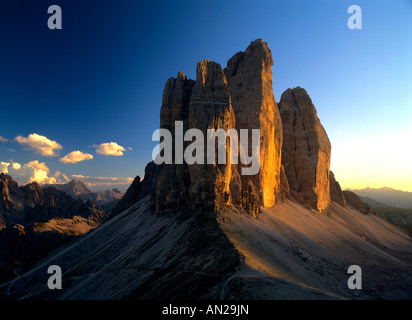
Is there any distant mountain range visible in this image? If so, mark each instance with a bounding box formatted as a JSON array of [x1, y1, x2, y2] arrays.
[[43, 180, 124, 212], [0, 174, 106, 229], [356, 194, 412, 236], [0, 173, 110, 281], [347, 187, 412, 209]]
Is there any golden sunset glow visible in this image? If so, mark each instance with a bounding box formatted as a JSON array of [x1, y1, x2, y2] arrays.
[[331, 127, 412, 192]]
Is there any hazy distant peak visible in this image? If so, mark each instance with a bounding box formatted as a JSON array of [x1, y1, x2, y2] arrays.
[[44, 179, 93, 197], [348, 187, 412, 209]]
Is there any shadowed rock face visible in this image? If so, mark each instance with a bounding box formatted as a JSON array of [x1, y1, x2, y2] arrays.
[[111, 176, 142, 216], [156, 71, 194, 212], [147, 39, 283, 215], [0, 174, 18, 230], [278, 87, 331, 212], [343, 191, 375, 215], [188, 60, 235, 210], [330, 171, 347, 207], [160, 71, 195, 134]]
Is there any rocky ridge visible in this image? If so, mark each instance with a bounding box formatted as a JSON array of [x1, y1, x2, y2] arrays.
[[0, 174, 106, 229], [43, 180, 124, 211]]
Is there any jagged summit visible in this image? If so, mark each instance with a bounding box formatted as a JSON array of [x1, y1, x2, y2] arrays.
[[44, 179, 93, 198], [44, 179, 124, 210]]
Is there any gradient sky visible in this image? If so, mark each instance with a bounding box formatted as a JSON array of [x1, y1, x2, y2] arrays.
[[0, 0, 411, 192]]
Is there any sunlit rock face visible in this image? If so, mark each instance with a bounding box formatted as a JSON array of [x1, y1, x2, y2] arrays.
[[278, 87, 331, 212], [150, 39, 283, 214], [225, 39, 283, 210]]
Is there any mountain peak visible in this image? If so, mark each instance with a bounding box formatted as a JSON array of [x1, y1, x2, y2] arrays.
[[48, 179, 92, 197]]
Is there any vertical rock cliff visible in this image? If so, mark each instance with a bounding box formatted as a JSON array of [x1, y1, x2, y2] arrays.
[[147, 39, 283, 214], [154, 71, 194, 212], [188, 60, 236, 210], [225, 39, 283, 210], [278, 87, 331, 212]]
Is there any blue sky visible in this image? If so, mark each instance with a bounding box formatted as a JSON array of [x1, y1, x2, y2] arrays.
[[0, 0, 411, 191]]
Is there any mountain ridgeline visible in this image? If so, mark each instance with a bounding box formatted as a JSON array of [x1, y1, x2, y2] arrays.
[[0, 174, 106, 230], [43, 180, 124, 212], [348, 187, 412, 210]]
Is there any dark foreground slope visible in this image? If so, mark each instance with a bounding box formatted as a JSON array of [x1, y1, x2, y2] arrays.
[[1, 196, 411, 300], [0, 197, 240, 300]]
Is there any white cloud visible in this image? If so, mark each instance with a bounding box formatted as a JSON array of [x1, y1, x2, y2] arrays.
[[54, 170, 70, 183], [11, 162, 21, 170], [15, 133, 62, 157], [1, 158, 131, 191], [1, 160, 21, 174], [0, 136, 9, 143], [71, 174, 88, 179], [60, 151, 94, 164], [21, 161, 70, 185], [0, 162, 10, 174], [94, 142, 126, 156], [1, 159, 69, 186], [23, 160, 50, 183]]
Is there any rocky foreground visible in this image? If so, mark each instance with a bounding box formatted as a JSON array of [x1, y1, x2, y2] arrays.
[[1, 196, 411, 300]]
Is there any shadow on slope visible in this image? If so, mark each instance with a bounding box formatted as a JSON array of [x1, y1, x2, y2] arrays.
[[0, 197, 240, 300]]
